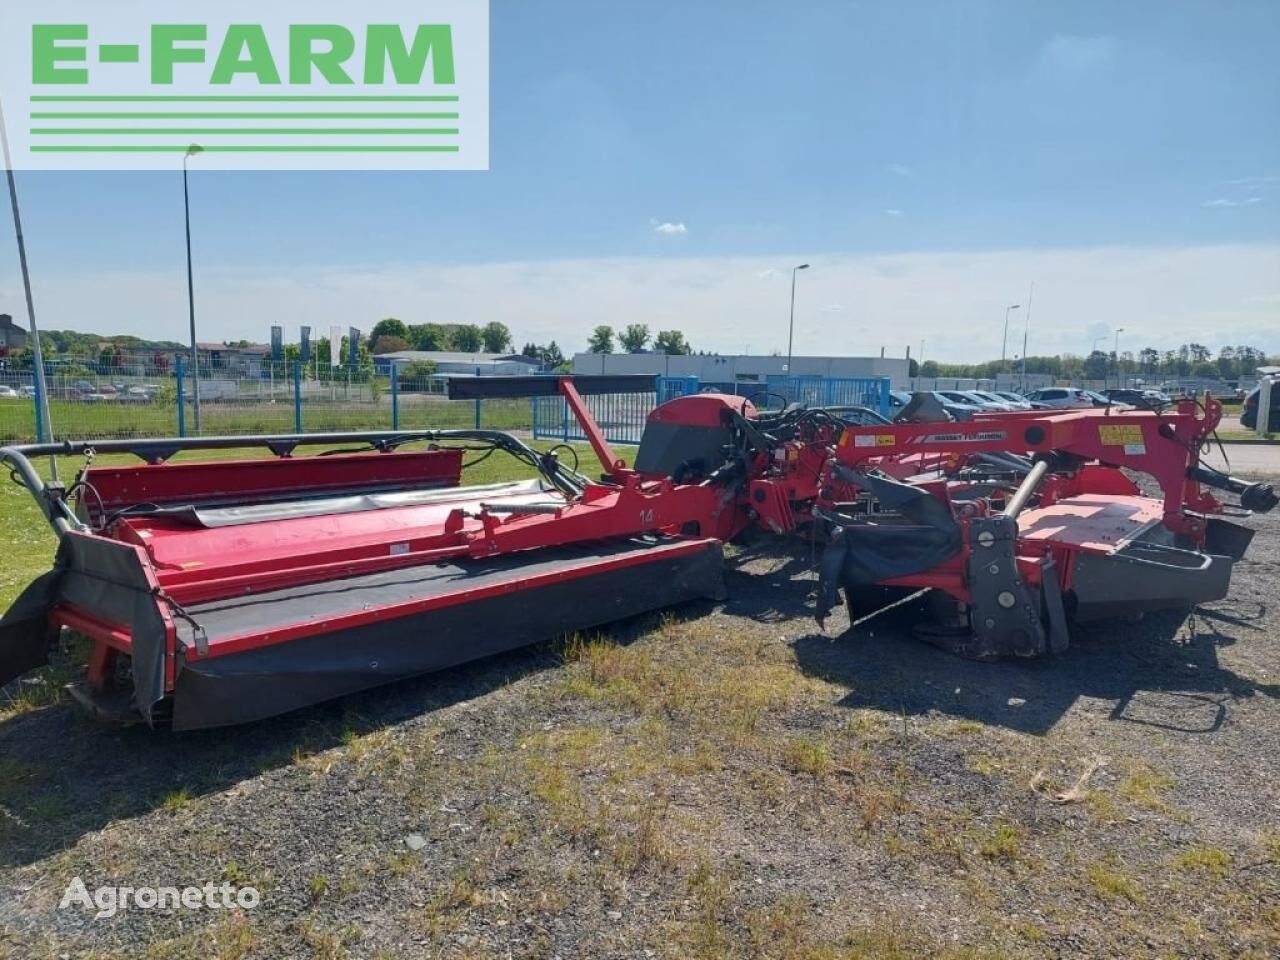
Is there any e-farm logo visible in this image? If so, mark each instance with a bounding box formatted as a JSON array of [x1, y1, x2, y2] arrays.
[[0, 1, 489, 170]]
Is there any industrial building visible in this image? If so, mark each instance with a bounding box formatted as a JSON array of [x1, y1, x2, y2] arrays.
[[572, 351, 910, 387], [373, 351, 541, 377]]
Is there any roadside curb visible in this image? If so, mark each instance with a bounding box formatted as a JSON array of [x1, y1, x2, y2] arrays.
[[1219, 439, 1280, 447]]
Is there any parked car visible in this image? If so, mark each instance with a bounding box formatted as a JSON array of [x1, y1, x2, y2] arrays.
[[972, 391, 1034, 409], [0, 385, 18, 399], [959, 390, 1019, 411], [925, 392, 983, 419], [889, 391, 976, 422], [1241, 380, 1280, 430], [933, 390, 1016, 412], [1103, 388, 1168, 411], [1076, 389, 1131, 409], [18, 385, 36, 398], [992, 391, 1033, 409], [1024, 387, 1093, 410]]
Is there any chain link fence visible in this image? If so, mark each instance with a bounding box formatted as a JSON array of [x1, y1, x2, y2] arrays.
[[0, 361, 537, 445]]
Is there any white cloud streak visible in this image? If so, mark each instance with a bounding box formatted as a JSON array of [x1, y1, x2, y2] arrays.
[[651, 221, 688, 236], [4, 244, 1277, 362]]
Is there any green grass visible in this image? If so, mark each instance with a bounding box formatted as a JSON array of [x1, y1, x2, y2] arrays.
[[0, 396, 538, 444]]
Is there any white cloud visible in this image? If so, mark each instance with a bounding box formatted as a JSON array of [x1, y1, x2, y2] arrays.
[[1203, 197, 1264, 208], [12, 245, 1279, 363], [651, 221, 688, 236], [885, 208, 903, 217]]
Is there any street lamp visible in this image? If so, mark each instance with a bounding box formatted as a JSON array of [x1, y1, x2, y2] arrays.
[[785, 263, 810, 376], [1091, 335, 1106, 355], [1113, 327, 1125, 389], [183, 143, 204, 433], [1000, 304, 1020, 370]]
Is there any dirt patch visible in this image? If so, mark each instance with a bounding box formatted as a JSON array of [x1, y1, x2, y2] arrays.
[[1, 513, 1279, 958]]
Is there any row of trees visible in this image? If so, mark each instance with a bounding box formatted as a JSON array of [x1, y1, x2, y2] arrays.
[[367, 318, 513, 356], [585, 324, 692, 355], [921, 343, 1275, 382]]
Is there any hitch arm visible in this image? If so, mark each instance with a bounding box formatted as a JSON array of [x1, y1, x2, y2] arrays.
[[1187, 466, 1278, 513]]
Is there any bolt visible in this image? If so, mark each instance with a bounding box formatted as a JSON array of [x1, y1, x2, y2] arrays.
[[977, 531, 995, 548], [988, 563, 1000, 575], [997, 591, 1016, 609], [984, 618, 996, 629]]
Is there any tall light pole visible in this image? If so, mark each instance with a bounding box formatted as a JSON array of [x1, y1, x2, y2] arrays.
[[1019, 282, 1034, 392], [1000, 304, 1020, 371], [1, 94, 54, 471], [183, 144, 204, 433], [785, 263, 809, 376], [1113, 327, 1125, 389]]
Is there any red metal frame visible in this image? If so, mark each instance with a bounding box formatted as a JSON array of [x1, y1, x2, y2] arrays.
[[43, 382, 1244, 710]]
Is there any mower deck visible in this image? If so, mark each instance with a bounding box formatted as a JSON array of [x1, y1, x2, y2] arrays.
[[169, 536, 725, 729], [2, 381, 1274, 729]]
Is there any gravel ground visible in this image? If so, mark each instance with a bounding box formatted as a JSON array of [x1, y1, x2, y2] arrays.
[[0, 506, 1278, 959]]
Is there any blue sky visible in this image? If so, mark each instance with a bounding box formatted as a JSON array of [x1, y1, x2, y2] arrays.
[[1, 0, 1277, 360]]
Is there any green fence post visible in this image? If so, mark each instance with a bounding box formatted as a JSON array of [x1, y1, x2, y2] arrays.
[[293, 361, 303, 433], [176, 356, 187, 437], [391, 364, 400, 431]]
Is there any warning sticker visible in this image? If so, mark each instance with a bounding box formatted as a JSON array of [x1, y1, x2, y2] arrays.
[[851, 433, 898, 448], [1099, 424, 1143, 446]]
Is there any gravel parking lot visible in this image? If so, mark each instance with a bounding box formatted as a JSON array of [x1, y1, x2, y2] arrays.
[[1, 500, 1277, 959]]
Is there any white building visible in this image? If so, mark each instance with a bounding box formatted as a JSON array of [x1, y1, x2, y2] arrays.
[[573, 352, 910, 388], [374, 351, 540, 376]]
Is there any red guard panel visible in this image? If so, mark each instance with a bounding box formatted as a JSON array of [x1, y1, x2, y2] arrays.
[[80, 449, 464, 517]]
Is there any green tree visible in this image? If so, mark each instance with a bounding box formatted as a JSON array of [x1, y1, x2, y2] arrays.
[[920, 360, 939, 378], [373, 335, 411, 354], [481, 321, 512, 353], [1083, 350, 1109, 380], [653, 330, 691, 355], [452, 324, 484, 353], [399, 360, 438, 384], [370, 318, 408, 343], [620, 324, 650, 353], [408, 323, 450, 351], [587, 325, 615, 354]]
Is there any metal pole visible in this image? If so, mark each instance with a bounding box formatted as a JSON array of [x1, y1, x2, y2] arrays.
[[0, 94, 56, 477], [293, 360, 303, 433], [1113, 327, 1124, 391], [175, 356, 187, 436], [390, 363, 400, 431], [786, 263, 809, 376], [183, 147, 202, 433], [1002, 459, 1049, 520], [1020, 282, 1034, 392], [1000, 304, 1019, 371], [787, 269, 797, 374]]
